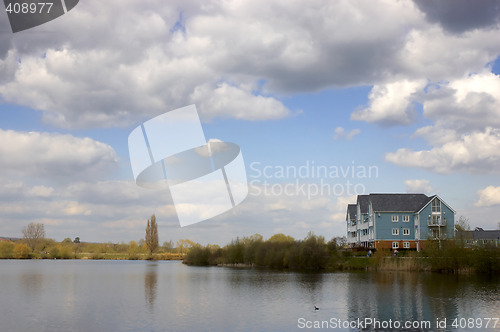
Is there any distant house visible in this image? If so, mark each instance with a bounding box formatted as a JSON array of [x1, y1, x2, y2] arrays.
[[456, 227, 500, 248], [346, 193, 455, 251], [0, 237, 20, 242]]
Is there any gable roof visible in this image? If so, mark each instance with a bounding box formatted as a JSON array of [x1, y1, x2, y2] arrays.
[[416, 194, 456, 214], [347, 204, 357, 220], [357, 195, 370, 214], [369, 193, 433, 212]]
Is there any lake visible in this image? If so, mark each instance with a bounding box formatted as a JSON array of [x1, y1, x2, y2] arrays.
[[0, 260, 499, 331]]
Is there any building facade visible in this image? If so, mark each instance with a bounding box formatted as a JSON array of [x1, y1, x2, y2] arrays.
[[346, 193, 455, 251], [456, 227, 500, 248]]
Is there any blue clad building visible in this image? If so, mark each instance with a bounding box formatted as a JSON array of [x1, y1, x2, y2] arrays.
[[347, 193, 455, 251]]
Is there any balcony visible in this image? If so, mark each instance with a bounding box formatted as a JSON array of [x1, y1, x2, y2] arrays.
[[428, 218, 446, 227]]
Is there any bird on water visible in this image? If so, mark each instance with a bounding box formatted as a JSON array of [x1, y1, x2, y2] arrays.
[[314, 306, 319, 311]]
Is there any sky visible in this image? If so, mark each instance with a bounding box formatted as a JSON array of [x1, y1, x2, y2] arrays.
[[1, 0, 500, 245]]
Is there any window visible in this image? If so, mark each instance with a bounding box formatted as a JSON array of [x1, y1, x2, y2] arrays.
[[403, 228, 410, 235], [431, 215, 441, 226], [431, 198, 441, 213], [392, 228, 399, 235], [392, 215, 399, 222], [403, 242, 410, 248], [392, 242, 399, 249], [403, 215, 410, 222]]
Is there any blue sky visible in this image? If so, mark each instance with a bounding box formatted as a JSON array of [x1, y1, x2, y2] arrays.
[[1, 0, 500, 245]]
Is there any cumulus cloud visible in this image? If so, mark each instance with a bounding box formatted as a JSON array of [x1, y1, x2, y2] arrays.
[[192, 82, 291, 121], [475, 185, 500, 207], [405, 179, 433, 194], [0, 129, 118, 181], [1, 0, 498, 128], [386, 128, 500, 174], [351, 80, 427, 125], [413, 0, 500, 34], [333, 127, 361, 140], [420, 72, 500, 136], [0, 177, 353, 243], [385, 72, 500, 174]]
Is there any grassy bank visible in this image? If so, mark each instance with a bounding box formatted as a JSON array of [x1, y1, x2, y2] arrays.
[[0, 239, 184, 260], [183, 234, 500, 274]]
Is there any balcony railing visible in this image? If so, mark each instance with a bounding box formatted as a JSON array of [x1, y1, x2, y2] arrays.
[[428, 218, 446, 226]]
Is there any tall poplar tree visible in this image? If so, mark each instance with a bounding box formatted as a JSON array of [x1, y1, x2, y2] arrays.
[[145, 214, 159, 254]]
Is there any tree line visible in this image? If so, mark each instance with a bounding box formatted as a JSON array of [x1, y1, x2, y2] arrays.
[[184, 232, 500, 274], [0, 216, 194, 260], [184, 232, 348, 270]]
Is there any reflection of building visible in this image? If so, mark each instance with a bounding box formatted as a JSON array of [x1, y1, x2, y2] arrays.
[[456, 227, 500, 248], [346, 194, 455, 251]]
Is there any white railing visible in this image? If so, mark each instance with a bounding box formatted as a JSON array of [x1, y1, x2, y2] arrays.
[[428, 218, 446, 226]]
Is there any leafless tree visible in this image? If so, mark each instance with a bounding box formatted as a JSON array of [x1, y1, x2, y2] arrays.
[[22, 222, 45, 251]]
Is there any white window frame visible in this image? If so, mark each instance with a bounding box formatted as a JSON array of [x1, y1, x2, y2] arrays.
[[392, 215, 399, 222], [431, 198, 441, 213], [403, 228, 410, 236], [403, 242, 410, 248], [392, 228, 399, 235], [392, 242, 399, 249], [403, 215, 410, 222]]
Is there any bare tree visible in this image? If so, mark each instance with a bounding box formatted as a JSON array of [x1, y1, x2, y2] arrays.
[[455, 215, 470, 232], [145, 214, 159, 254], [163, 240, 174, 252], [22, 222, 45, 251]]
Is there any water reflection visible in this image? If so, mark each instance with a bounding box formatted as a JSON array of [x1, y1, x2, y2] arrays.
[[20, 272, 43, 298], [144, 263, 158, 311], [347, 272, 500, 331], [1, 261, 498, 332]]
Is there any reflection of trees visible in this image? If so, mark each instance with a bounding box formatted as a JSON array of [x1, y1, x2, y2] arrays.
[[20, 272, 43, 298], [295, 273, 325, 308], [144, 264, 158, 310]]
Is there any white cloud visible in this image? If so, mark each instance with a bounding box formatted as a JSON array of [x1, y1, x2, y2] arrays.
[[333, 127, 361, 140], [1, 1, 498, 128], [386, 128, 500, 174], [0, 177, 355, 243], [420, 71, 500, 136], [192, 82, 291, 121], [27, 185, 54, 198], [398, 27, 500, 81], [404, 179, 433, 194], [386, 72, 500, 174], [0, 129, 118, 181], [351, 80, 427, 125], [475, 186, 500, 207]]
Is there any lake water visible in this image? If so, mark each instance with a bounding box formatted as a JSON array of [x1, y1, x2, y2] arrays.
[[0, 260, 498, 331]]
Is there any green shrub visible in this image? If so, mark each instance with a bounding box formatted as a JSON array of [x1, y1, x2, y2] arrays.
[[13, 243, 30, 259], [0, 241, 14, 258]]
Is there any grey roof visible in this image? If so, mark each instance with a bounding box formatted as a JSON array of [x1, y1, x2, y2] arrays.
[[347, 204, 357, 220], [357, 195, 370, 214], [369, 193, 433, 212], [458, 228, 500, 240]]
